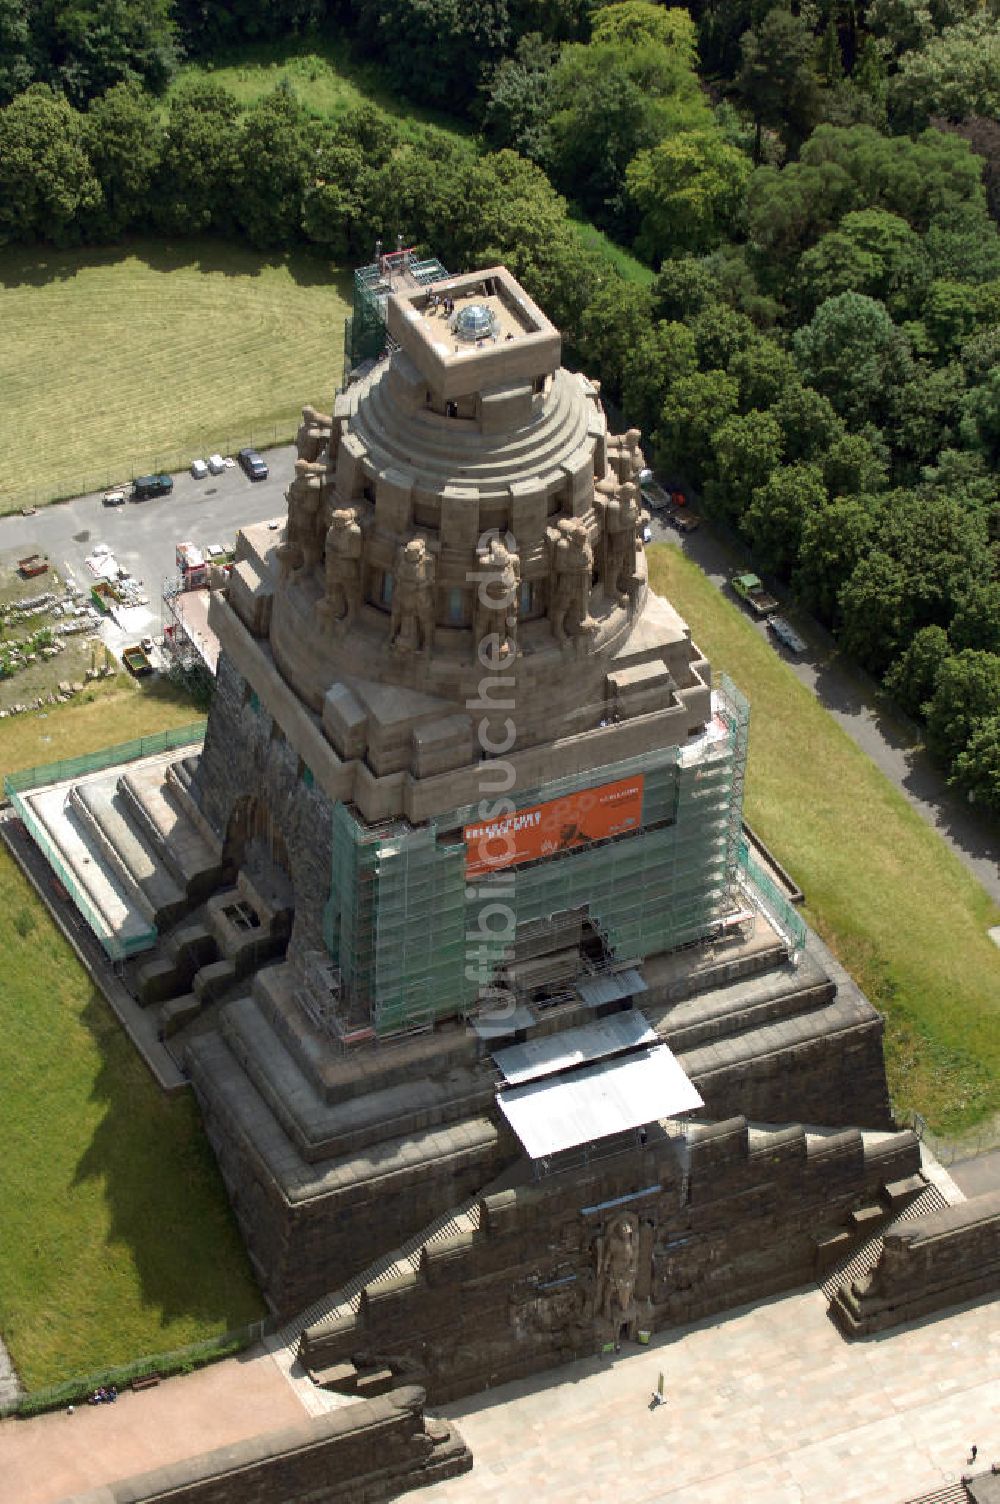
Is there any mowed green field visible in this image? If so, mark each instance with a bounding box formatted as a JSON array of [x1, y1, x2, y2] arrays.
[[171, 36, 472, 144], [0, 240, 350, 514], [647, 545, 1000, 1136], [0, 686, 263, 1391]]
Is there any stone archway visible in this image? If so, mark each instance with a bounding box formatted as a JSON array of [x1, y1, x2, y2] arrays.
[[222, 793, 294, 926]]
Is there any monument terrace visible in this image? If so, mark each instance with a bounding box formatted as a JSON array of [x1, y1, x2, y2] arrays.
[[7, 258, 941, 1409]]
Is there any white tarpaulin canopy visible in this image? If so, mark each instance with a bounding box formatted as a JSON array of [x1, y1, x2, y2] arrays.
[[493, 1010, 658, 1086], [497, 1044, 703, 1160]]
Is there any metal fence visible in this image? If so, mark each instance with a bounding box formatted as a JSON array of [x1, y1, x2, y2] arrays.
[[4, 722, 206, 797], [0, 425, 294, 517], [902, 1109, 1000, 1167], [0, 1319, 275, 1418]]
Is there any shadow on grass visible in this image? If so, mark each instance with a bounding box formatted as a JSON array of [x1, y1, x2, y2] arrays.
[[70, 985, 263, 1334], [0, 236, 351, 296]]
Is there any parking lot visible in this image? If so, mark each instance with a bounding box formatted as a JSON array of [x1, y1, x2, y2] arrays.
[[0, 447, 297, 634]]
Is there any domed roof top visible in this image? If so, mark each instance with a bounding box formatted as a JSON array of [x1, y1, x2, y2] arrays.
[[453, 303, 498, 343]]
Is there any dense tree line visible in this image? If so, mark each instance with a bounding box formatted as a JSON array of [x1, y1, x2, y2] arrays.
[[0, 0, 998, 810]]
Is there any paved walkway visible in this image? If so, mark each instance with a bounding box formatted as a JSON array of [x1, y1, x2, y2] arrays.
[[423, 1287, 1000, 1504], [0, 1347, 308, 1504]]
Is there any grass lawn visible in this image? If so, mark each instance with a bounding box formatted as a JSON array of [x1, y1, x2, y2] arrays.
[[647, 545, 1000, 1135], [567, 217, 655, 286], [0, 240, 350, 514], [171, 35, 472, 145], [0, 682, 262, 1390], [0, 675, 204, 784]]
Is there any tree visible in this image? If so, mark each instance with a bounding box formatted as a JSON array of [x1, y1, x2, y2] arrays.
[[795, 208, 930, 321], [959, 366, 1000, 467], [0, 83, 100, 245], [653, 369, 739, 481], [650, 256, 722, 322], [38, 0, 178, 104], [481, 33, 557, 158], [729, 336, 798, 412], [743, 462, 828, 577], [771, 382, 843, 463], [302, 108, 403, 260], [925, 649, 1000, 764], [235, 85, 314, 249], [889, 364, 963, 477], [543, 34, 709, 234], [950, 580, 1000, 655], [590, 1, 698, 55], [154, 81, 242, 235], [837, 550, 911, 673], [793, 493, 877, 621], [950, 715, 1000, 811], [621, 320, 697, 437], [82, 81, 162, 238], [820, 429, 889, 496], [922, 280, 984, 357], [688, 305, 755, 370], [792, 291, 914, 429], [626, 130, 751, 260], [354, 0, 513, 111], [0, 0, 34, 106], [734, 9, 822, 162], [883, 625, 950, 717], [702, 409, 783, 525], [576, 278, 652, 402], [889, 17, 1000, 133]]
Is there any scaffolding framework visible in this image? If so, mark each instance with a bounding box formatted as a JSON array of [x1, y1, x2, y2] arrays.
[[344, 250, 449, 377], [323, 681, 753, 1036]]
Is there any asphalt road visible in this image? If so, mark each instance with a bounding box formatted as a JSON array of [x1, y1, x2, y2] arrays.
[[1, 457, 995, 903]]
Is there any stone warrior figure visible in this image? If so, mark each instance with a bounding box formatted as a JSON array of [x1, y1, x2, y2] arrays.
[[595, 1213, 640, 1335], [295, 404, 333, 465], [277, 458, 326, 578], [318, 508, 363, 631], [390, 537, 435, 654], [547, 517, 595, 647], [602, 480, 646, 607], [473, 535, 520, 662]]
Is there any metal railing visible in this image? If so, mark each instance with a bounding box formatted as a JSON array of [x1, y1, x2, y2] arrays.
[[4, 722, 206, 797]]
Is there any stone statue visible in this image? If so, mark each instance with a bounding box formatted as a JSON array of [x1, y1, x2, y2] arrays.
[[295, 405, 333, 464], [278, 459, 326, 578], [602, 480, 644, 606], [548, 518, 595, 647], [318, 508, 363, 630], [595, 1213, 640, 1334], [473, 535, 520, 662], [622, 428, 644, 482], [390, 538, 435, 654]]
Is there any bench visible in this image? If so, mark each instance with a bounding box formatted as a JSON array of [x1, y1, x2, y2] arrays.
[[131, 1373, 161, 1392]]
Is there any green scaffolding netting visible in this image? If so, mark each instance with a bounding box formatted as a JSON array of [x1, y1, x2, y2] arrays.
[[325, 679, 752, 1034]]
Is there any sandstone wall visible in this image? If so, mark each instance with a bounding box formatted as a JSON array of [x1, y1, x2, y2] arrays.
[[301, 1118, 922, 1403], [60, 1386, 470, 1504]]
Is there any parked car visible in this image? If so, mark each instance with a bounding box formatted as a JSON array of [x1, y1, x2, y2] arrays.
[[131, 473, 173, 501], [238, 447, 268, 481], [668, 508, 701, 533], [642, 523, 652, 544], [190, 458, 209, 480], [207, 453, 226, 475], [768, 616, 807, 654], [102, 488, 126, 507]]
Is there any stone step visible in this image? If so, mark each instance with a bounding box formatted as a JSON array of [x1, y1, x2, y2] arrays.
[[118, 767, 222, 899], [659, 953, 834, 1054], [70, 781, 186, 927], [219, 994, 493, 1164], [159, 992, 202, 1037]]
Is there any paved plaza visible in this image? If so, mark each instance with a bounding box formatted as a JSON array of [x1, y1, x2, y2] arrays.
[[424, 1285, 1000, 1504], [1, 1279, 997, 1504]]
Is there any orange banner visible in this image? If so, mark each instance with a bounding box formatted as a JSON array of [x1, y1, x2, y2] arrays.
[[464, 775, 645, 878]]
